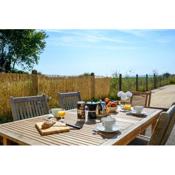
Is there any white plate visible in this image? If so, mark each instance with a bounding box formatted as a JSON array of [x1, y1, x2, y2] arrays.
[[127, 110, 147, 117], [120, 109, 132, 112], [95, 123, 119, 133], [131, 110, 146, 114], [118, 106, 133, 112]]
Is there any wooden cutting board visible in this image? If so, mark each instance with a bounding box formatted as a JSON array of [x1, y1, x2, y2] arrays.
[[35, 122, 70, 136]]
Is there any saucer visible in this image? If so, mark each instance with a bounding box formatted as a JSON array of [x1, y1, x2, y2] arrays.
[[127, 110, 147, 117], [120, 109, 132, 112], [95, 123, 119, 133]]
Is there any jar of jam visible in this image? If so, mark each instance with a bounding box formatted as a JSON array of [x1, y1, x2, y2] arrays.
[[77, 101, 85, 120]]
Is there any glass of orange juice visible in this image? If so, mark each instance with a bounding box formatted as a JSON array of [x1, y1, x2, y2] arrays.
[[58, 110, 66, 122]]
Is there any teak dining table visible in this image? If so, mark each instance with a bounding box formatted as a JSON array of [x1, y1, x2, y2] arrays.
[[0, 108, 162, 145]]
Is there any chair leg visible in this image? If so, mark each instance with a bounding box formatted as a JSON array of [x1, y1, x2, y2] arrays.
[[140, 130, 146, 135], [151, 119, 157, 134]]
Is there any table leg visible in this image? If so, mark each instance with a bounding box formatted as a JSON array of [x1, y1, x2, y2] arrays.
[[3, 137, 11, 145]]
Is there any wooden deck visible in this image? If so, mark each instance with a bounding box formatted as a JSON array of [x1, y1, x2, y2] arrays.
[[151, 85, 175, 108], [148, 85, 175, 145]]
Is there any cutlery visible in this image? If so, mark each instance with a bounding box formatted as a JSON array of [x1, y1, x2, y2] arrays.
[[65, 123, 82, 129], [52, 122, 82, 129]]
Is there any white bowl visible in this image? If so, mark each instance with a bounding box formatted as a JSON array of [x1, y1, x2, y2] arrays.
[[50, 108, 63, 117], [108, 106, 117, 112]]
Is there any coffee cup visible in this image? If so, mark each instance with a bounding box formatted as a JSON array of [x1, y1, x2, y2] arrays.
[[134, 106, 144, 114], [102, 116, 116, 131]]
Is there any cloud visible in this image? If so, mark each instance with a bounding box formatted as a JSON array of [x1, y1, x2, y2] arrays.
[[47, 29, 169, 51], [46, 30, 130, 49], [47, 36, 142, 51], [84, 34, 128, 44], [118, 29, 153, 38]]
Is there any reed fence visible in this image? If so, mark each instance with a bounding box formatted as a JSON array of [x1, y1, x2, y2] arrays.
[[0, 72, 174, 122]]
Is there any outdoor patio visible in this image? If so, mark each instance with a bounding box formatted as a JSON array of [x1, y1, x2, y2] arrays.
[[0, 84, 175, 145]]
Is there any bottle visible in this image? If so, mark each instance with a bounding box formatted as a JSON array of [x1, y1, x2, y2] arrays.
[[77, 101, 85, 121], [101, 101, 106, 114], [96, 101, 102, 115]]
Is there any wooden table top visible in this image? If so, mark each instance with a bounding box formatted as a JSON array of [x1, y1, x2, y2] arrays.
[[0, 108, 162, 145]]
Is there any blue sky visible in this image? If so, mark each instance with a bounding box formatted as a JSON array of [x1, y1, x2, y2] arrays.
[[35, 29, 175, 76]]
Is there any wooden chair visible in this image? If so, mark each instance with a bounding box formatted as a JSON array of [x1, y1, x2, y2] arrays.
[[129, 105, 175, 145], [130, 91, 152, 135], [10, 95, 49, 121], [58, 92, 81, 110], [130, 91, 152, 107]]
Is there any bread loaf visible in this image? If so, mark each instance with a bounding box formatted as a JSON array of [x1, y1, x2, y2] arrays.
[[41, 120, 56, 129]]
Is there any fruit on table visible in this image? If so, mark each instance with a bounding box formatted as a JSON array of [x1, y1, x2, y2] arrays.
[[106, 101, 117, 107], [104, 98, 110, 104], [124, 104, 132, 110], [111, 102, 117, 107], [106, 101, 112, 107]]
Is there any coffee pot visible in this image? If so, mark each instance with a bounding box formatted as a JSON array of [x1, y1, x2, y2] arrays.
[[86, 102, 99, 119]]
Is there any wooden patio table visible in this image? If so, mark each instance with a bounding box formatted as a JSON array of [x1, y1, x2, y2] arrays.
[[0, 108, 162, 145]]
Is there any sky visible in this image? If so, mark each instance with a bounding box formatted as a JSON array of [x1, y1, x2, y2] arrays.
[[34, 29, 175, 76]]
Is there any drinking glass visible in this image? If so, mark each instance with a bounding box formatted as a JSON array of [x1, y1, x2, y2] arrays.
[[58, 110, 66, 122]]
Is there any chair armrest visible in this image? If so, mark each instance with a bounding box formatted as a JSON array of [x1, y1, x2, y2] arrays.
[[145, 106, 168, 111]]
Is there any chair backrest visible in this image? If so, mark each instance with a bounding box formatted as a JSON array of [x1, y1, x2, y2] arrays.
[[10, 95, 49, 121], [160, 105, 175, 144], [130, 91, 151, 107], [58, 92, 81, 110], [149, 105, 175, 145]]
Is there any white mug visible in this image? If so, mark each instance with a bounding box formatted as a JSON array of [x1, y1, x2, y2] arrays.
[[102, 116, 116, 131], [134, 106, 144, 114]]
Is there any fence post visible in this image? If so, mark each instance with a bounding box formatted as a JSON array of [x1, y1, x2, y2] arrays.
[[146, 74, 148, 91], [32, 70, 38, 95], [90, 73, 95, 99], [136, 74, 139, 91], [154, 73, 157, 89], [119, 74, 122, 91]]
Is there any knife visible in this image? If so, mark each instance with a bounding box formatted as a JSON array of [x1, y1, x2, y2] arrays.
[[66, 123, 82, 129]]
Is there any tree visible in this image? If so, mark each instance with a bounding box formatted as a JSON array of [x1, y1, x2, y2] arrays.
[[163, 72, 171, 78], [0, 30, 47, 72], [80, 72, 95, 76]]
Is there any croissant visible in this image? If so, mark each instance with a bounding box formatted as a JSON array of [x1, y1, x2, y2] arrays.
[[41, 120, 56, 129]]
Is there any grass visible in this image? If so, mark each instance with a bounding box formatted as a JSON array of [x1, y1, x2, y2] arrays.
[[109, 75, 175, 99]]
